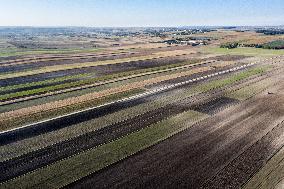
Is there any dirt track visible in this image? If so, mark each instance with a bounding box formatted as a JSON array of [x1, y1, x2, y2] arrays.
[[66, 70, 284, 189]]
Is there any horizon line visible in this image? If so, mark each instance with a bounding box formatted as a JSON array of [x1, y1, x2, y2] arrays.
[[0, 25, 283, 28]]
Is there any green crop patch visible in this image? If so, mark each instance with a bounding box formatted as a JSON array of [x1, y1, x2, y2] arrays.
[[0, 65, 270, 161], [226, 78, 272, 101], [0, 59, 200, 101], [0, 88, 145, 131], [0, 54, 169, 80], [0, 73, 90, 93], [0, 110, 207, 189], [192, 66, 268, 95]]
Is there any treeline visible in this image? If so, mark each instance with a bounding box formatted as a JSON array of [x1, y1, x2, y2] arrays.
[[220, 42, 239, 49], [262, 40, 284, 49], [220, 40, 284, 50], [256, 30, 284, 35]]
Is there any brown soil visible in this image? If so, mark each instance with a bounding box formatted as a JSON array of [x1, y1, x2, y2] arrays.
[[66, 69, 284, 189]]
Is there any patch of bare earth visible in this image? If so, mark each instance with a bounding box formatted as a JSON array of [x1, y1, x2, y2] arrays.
[[66, 67, 284, 189]]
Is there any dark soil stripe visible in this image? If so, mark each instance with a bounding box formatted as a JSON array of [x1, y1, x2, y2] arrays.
[[191, 97, 239, 115], [0, 88, 232, 182]]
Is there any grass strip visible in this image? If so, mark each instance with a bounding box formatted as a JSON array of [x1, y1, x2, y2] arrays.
[[0, 88, 145, 131], [226, 77, 273, 100], [0, 74, 90, 92], [0, 66, 268, 161], [0, 110, 207, 189], [0, 60, 199, 101], [0, 66, 266, 131], [0, 66, 186, 113], [191, 66, 267, 93], [0, 50, 191, 80], [0, 67, 210, 124]]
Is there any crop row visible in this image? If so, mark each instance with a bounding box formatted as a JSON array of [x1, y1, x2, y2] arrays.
[[0, 51, 129, 66], [226, 76, 274, 100], [0, 88, 144, 131], [0, 60, 200, 102], [0, 67, 273, 188], [0, 66, 269, 161], [243, 137, 284, 189], [0, 110, 207, 189], [0, 64, 193, 113], [0, 47, 102, 58], [0, 76, 256, 181], [0, 66, 209, 123], [0, 65, 263, 129], [0, 73, 90, 93], [0, 50, 192, 80]]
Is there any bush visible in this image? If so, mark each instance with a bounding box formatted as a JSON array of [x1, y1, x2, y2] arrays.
[[220, 42, 239, 49], [262, 40, 284, 50]]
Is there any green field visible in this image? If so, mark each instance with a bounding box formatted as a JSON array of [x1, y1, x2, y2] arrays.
[[0, 65, 269, 162], [0, 110, 207, 189], [0, 60, 199, 101], [0, 88, 145, 131], [1, 27, 283, 189]]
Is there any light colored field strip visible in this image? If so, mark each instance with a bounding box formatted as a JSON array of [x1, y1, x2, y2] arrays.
[[0, 50, 192, 80], [0, 66, 209, 126], [243, 145, 284, 189], [0, 60, 207, 105], [0, 110, 207, 189], [0, 51, 134, 67], [0, 62, 255, 135]]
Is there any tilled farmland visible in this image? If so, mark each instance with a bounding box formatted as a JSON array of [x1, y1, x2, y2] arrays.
[[0, 37, 284, 189], [65, 72, 284, 189]]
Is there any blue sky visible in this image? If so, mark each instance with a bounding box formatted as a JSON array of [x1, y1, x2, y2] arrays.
[[0, 0, 283, 27]]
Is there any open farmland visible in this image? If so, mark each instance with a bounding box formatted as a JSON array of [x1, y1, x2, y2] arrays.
[[0, 27, 284, 189]]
